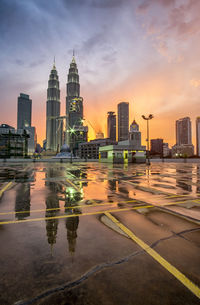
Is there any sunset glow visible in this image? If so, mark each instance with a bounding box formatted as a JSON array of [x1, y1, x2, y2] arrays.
[[0, 0, 200, 147]]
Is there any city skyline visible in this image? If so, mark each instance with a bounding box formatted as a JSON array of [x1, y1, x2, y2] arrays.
[[1, 0, 200, 146]]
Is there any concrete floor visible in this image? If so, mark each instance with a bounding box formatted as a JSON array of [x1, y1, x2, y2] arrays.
[[0, 162, 199, 305]]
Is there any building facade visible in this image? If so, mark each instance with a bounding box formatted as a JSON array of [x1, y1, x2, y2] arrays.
[[172, 144, 194, 157], [66, 55, 88, 153], [150, 138, 163, 157], [176, 117, 192, 145], [46, 61, 61, 152], [196, 117, 200, 156], [129, 120, 141, 147], [117, 102, 129, 141], [17, 93, 32, 129], [163, 143, 170, 157], [79, 138, 117, 160], [107, 111, 116, 141], [0, 124, 29, 158]]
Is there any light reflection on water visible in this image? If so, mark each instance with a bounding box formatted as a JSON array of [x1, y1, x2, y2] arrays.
[[0, 162, 200, 304]]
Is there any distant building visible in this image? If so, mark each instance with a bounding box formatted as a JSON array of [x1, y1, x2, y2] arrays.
[[107, 111, 116, 141], [172, 144, 194, 157], [66, 54, 88, 152], [174, 117, 193, 157], [129, 120, 141, 147], [163, 143, 170, 157], [118, 102, 129, 141], [196, 117, 200, 156], [99, 119, 146, 164], [17, 93, 32, 129], [150, 138, 163, 157], [25, 126, 37, 154], [0, 124, 29, 158], [46, 61, 61, 152], [96, 132, 104, 139], [79, 138, 117, 159], [176, 117, 192, 145]]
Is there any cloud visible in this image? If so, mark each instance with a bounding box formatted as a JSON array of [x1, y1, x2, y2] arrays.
[[190, 79, 200, 87]]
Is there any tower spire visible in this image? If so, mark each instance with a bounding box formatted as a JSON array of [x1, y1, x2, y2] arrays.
[[72, 50, 76, 64], [53, 56, 56, 69]]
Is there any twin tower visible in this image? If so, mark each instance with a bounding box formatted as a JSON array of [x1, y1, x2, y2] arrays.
[[46, 55, 88, 153]]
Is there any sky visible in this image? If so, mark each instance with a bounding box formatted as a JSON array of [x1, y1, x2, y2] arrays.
[[0, 0, 200, 147]]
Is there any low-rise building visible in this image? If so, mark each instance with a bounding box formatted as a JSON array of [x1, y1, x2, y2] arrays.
[[172, 144, 194, 157], [79, 138, 117, 159], [99, 142, 146, 163], [150, 138, 163, 157], [0, 124, 29, 158], [163, 143, 170, 157]]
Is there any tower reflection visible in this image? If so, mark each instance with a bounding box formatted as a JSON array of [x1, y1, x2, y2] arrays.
[[45, 167, 61, 252], [64, 169, 83, 259], [15, 183, 30, 219]]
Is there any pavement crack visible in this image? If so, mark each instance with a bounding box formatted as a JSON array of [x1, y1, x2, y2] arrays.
[[14, 227, 200, 305]]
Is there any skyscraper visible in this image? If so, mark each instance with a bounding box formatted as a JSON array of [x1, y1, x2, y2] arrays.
[[196, 117, 200, 156], [17, 93, 32, 129], [107, 111, 116, 141], [46, 61, 61, 151], [176, 117, 192, 145], [66, 54, 88, 153], [117, 102, 129, 141]]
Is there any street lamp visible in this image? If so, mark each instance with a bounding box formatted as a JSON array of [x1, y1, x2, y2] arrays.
[[142, 114, 154, 165]]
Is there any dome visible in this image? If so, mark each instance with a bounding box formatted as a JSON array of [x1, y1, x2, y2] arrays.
[[60, 144, 71, 153]]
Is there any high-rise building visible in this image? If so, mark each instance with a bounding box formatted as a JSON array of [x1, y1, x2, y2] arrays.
[[196, 117, 200, 156], [107, 111, 116, 141], [46, 61, 61, 151], [17, 93, 32, 129], [176, 117, 192, 145], [66, 54, 88, 153], [117, 102, 129, 141]]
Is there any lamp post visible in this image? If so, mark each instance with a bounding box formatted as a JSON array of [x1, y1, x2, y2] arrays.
[[142, 114, 154, 165]]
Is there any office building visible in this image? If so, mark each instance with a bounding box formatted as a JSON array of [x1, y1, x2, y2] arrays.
[[0, 124, 29, 158], [107, 111, 116, 141], [17, 93, 32, 129], [46, 60, 61, 152], [118, 102, 129, 141], [176, 117, 192, 145], [66, 54, 88, 153], [150, 138, 163, 157], [163, 143, 170, 157], [196, 117, 200, 156]]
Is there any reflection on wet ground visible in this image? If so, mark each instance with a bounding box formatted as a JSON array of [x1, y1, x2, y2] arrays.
[[0, 162, 199, 305]]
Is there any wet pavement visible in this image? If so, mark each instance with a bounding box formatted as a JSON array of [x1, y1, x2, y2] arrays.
[[0, 162, 199, 305]]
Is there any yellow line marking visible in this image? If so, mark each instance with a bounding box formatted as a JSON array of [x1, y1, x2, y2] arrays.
[[0, 199, 138, 216], [0, 205, 153, 225], [105, 212, 200, 299], [1, 195, 200, 217], [0, 182, 13, 197]]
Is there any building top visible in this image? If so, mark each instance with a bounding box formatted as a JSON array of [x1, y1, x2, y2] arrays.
[[130, 119, 139, 132], [0, 124, 15, 129], [176, 117, 191, 121], [118, 101, 129, 106], [19, 93, 30, 99]]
